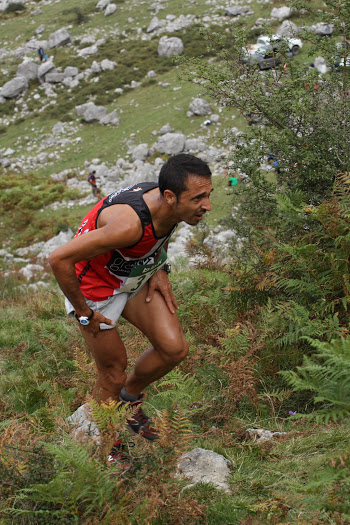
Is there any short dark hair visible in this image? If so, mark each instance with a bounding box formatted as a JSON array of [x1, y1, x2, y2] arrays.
[[159, 154, 212, 197]]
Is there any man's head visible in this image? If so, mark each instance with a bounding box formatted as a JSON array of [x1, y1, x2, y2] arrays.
[[159, 154, 212, 197], [159, 154, 213, 226]]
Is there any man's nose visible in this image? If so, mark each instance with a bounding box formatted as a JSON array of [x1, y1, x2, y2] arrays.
[[202, 197, 211, 211]]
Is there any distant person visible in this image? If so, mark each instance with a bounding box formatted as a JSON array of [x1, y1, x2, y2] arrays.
[[228, 176, 238, 187], [38, 47, 44, 62], [87, 170, 102, 200]]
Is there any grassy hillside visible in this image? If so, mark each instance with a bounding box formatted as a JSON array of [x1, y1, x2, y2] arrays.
[[1, 0, 350, 523]]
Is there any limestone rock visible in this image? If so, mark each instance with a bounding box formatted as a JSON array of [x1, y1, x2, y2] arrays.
[[96, 0, 110, 10], [131, 143, 149, 161], [67, 404, 100, 443], [78, 45, 98, 57], [147, 16, 163, 33], [48, 28, 72, 48], [270, 6, 292, 20], [16, 60, 39, 81], [64, 66, 79, 77], [100, 59, 115, 71], [38, 230, 74, 259], [159, 124, 173, 135], [1, 76, 28, 98], [247, 428, 287, 443], [310, 22, 333, 36], [225, 5, 251, 17], [19, 263, 45, 280], [154, 132, 186, 154], [105, 3, 116, 16], [76, 102, 107, 122], [277, 20, 299, 37], [99, 110, 119, 126], [185, 138, 206, 153], [176, 448, 231, 492], [45, 72, 65, 83], [189, 97, 211, 116], [158, 36, 184, 57], [34, 24, 45, 35], [38, 60, 56, 81]]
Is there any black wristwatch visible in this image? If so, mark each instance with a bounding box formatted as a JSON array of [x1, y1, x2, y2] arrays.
[[161, 263, 171, 274], [75, 309, 94, 325]]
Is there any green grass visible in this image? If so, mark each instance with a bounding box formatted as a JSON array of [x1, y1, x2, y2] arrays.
[[0, 277, 349, 524]]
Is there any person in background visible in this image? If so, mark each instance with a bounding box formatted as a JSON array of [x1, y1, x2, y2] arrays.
[[87, 170, 102, 200], [38, 47, 44, 62]]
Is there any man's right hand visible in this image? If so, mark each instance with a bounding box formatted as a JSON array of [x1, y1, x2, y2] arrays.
[[79, 311, 115, 336]]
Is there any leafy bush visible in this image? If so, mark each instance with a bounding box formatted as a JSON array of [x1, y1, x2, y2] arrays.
[[281, 337, 350, 424], [5, 2, 25, 12]]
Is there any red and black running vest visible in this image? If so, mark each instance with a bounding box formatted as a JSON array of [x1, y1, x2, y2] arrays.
[[74, 182, 176, 301]]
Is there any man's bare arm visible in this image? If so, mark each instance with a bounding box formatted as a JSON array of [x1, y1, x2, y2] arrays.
[[49, 205, 142, 324]]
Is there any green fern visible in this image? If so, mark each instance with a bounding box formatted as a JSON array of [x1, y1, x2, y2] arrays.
[[152, 369, 204, 411], [281, 336, 350, 423], [9, 438, 128, 523]]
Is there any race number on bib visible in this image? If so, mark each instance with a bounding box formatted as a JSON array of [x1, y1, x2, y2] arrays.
[[121, 250, 167, 293]]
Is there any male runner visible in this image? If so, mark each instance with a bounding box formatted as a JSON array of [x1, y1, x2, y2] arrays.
[[87, 170, 102, 199], [49, 154, 213, 445]]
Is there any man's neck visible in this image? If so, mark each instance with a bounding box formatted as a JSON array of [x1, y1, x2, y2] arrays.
[[144, 189, 178, 237]]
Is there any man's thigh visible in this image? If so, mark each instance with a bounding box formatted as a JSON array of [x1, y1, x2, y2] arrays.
[[79, 325, 127, 370], [121, 284, 185, 349]]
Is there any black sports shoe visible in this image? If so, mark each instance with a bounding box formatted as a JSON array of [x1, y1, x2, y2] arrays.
[[108, 439, 132, 469], [121, 393, 158, 442]]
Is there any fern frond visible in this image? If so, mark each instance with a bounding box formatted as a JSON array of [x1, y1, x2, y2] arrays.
[[281, 336, 350, 423]]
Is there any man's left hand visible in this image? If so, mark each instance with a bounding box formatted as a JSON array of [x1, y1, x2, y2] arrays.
[[146, 270, 178, 314]]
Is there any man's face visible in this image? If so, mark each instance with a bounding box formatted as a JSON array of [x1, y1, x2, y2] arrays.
[[173, 173, 213, 225]]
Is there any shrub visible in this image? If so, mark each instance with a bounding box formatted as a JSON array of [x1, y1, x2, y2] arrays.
[[5, 2, 25, 12]]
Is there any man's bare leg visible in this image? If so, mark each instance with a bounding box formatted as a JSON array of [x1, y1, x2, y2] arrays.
[[78, 325, 128, 403], [121, 285, 189, 397]]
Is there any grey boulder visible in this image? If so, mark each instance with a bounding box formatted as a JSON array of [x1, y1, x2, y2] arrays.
[[16, 60, 39, 81], [158, 36, 184, 57], [96, 0, 110, 10], [99, 110, 119, 126], [76, 102, 108, 122], [147, 16, 164, 33], [271, 6, 292, 20], [1, 76, 28, 98], [64, 66, 79, 77], [154, 132, 186, 154], [38, 60, 56, 81], [45, 72, 65, 83], [189, 97, 211, 116], [225, 5, 251, 16], [48, 28, 72, 48], [105, 3, 116, 16], [310, 22, 333, 36], [131, 143, 149, 161], [176, 448, 231, 492], [277, 20, 299, 37]]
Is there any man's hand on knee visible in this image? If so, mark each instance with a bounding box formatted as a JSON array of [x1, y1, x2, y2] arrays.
[[145, 271, 178, 314]]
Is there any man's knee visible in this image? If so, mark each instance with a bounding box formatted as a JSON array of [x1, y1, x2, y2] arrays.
[[96, 360, 127, 391], [158, 335, 189, 365]]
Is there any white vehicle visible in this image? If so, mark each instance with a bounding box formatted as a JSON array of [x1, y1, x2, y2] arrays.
[[247, 35, 303, 56]]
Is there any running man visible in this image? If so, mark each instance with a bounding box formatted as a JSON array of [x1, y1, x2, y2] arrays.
[[49, 154, 213, 444], [87, 170, 102, 199]]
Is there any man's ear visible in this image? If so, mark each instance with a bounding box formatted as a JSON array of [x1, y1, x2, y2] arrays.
[[163, 189, 177, 205]]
